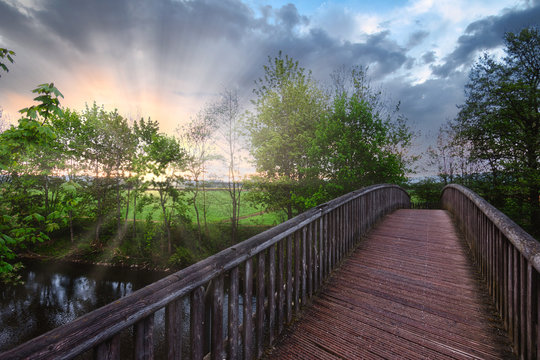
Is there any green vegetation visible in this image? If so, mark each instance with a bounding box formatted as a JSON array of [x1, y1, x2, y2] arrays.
[[0, 48, 15, 77], [245, 54, 415, 218], [419, 26, 540, 238]]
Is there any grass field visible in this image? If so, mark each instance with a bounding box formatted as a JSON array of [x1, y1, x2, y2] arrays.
[[127, 189, 285, 226]]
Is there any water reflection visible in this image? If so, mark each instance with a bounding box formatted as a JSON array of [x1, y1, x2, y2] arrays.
[[0, 260, 165, 352]]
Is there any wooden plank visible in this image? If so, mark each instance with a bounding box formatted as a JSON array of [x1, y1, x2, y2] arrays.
[[134, 315, 154, 360], [286, 235, 293, 324], [306, 223, 312, 300], [211, 275, 224, 360], [294, 230, 300, 314], [277, 239, 284, 334], [94, 335, 120, 360], [166, 297, 183, 360], [191, 286, 205, 360], [228, 267, 239, 359], [243, 258, 253, 360], [256, 252, 265, 358], [268, 245, 276, 345], [526, 263, 535, 360]]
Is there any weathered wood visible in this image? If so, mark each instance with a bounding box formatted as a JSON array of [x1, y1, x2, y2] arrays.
[[277, 239, 284, 334], [304, 224, 310, 302], [526, 264, 536, 360], [94, 335, 120, 360], [166, 297, 183, 360], [191, 286, 205, 360], [294, 230, 300, 315], [134, 315, 154, 360], [318, 216, 323, 289], [243, 258, 253, 360], [286, 235, 293, 324], [513, 247, 519, 350], [256, 252, 265, 358], [211, 275, 224, 360], [228, 267, 239, 359], [268, 245, 276, 345], [519, 254, 526, 356]]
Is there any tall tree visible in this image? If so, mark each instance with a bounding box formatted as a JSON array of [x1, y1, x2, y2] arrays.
[[0, 83, 62, 276], [146, 133, 187, 254], [455, 27, 540, 234], [245, 52, 327, 219], [209, 89, 244, 244], [181, 111, 218, 241], [305, 66, 415, 205]]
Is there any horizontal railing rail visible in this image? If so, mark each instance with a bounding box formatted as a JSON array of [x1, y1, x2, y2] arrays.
[[442, 184, 540, 360], [1, 184, 410, 360]]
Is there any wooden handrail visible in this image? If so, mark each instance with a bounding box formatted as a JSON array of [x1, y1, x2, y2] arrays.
[[1, 184, 410, 360], [442, 184, 540, 360]]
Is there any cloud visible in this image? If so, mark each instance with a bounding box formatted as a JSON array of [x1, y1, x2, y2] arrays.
[[407, 30, 429, 48], [421, 51, 436, 64], [431, 2, 540, 77]]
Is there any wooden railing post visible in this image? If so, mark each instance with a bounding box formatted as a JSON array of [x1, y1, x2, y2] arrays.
[[94, 335, 120, 360], [134, 315, 154, 360], [166, 297, 183, 360], [243, 258, 253, 360], [191, 286, 205, 360], [228, 267, 239, 359]]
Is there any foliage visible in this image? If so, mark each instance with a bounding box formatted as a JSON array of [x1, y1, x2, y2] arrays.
[[0, 83, 63, 276], [453, 27, 540, 236], [245, 52, 327, 219], [304, 67, 414, 205], [168, 246, 196, 269], [0, 48, 15, 77]]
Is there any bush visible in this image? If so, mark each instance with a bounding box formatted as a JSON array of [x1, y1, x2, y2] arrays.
[[168, 246, 196, 269]]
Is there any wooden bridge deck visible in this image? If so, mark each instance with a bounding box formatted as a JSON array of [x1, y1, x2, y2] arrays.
[[265, 209, 515, 359]]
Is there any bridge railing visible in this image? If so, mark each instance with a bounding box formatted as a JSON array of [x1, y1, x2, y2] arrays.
[[442, 184, 540, 360], [2, 184, 409, 360]]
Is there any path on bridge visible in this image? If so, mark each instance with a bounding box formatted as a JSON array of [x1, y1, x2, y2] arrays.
[[265, 209, 515, 359]]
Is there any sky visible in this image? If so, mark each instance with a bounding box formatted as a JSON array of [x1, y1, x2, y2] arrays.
[[0, 0, 539, 174]]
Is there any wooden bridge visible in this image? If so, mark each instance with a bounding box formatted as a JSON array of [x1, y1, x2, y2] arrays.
[[2, 184, 539, 359]]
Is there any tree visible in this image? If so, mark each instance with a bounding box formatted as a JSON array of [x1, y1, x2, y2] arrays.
[[245, 52, 327, 219], [455, 27, 539, 235], [0, 48, 15, 78], [0, 83, 63, 276], [304, 66, 415, 205], [427, 123, 480, 186], [131, 117, 160, 240], [77, 104, 134, 246], [181, 110, 218, 241], [146, 133, 187, 254], [208, 88, 244, 244]]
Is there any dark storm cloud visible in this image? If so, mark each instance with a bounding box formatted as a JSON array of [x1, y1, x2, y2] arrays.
[[407, 30, 429, 48], [432, 2, 540, 77], [421, 51, 436, 64]]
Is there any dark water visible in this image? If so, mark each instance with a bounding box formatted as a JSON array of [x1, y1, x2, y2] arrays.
[[0, 260, 259, 358], [0, 260, 166, 353]]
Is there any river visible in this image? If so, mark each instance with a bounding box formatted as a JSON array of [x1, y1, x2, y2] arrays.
[[0, 260, 257, 358], [0, 260, 167, 354]]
